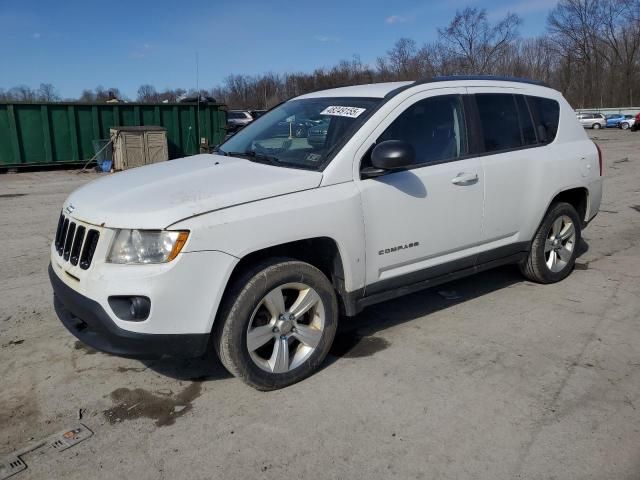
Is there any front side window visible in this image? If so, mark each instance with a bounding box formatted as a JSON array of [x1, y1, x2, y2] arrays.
[[476, 94, 522, 152], [375, 95, 467, 166], [220, 97, 380, 170]]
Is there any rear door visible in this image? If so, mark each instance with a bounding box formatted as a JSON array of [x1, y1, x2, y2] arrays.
[[465, 90, 537, 259]]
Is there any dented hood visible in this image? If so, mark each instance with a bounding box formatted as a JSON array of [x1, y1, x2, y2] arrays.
[[65, 154, 323, 229]]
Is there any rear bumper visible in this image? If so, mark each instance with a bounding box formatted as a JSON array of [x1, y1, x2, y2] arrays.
[[49, 264, 209, 358]]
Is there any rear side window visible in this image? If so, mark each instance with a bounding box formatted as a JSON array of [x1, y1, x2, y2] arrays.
[[475, 94, 522, 152], [526, 96, 560, 143]]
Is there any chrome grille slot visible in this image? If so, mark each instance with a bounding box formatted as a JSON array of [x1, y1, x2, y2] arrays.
[[63, 222, 76, 261], [70, 226, 85, 266], [54, 213, 100, 270]]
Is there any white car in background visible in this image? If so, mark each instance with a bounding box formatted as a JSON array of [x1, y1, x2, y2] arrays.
[[50, 76, 603, 390], [619, 116, 636, 130], [226, 110, 253, 133], [576, 112, 606, 129]]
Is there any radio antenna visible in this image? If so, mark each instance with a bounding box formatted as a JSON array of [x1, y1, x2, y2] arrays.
[[196, 51, 201, 152]]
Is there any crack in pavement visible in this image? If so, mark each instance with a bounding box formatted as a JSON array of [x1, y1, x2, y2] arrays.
[[512, 275, 623, 477]]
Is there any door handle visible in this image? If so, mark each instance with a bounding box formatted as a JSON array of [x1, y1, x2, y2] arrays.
[[451, 172, 479, 186]]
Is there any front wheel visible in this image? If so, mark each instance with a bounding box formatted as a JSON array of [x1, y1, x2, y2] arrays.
[[592, 122, 602, 129], [214, 259, 338, 390], [621, 122, 630, 130], [520, 202, 582, 284]]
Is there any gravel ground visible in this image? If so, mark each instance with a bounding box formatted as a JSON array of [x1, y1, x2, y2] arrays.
[[1, 128, 639, 479]]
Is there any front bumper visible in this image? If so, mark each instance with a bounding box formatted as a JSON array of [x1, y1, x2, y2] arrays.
[[49, 264, 209, 358]]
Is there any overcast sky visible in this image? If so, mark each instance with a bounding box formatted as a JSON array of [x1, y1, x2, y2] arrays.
[[0, 0, 558, 98]]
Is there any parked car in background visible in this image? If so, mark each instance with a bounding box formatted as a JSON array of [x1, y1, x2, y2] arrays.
[[227, 110, 253, 133], [605, 114, 625, 128], [576, 112, 606, 129], [620, 114, 637, 130], [269, 118, 323, 138], [250, 110, 267, 119], [50, 76, 603, 390]]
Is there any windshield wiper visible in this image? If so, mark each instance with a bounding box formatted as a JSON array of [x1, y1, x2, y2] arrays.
[[225, 150, 281, 166]]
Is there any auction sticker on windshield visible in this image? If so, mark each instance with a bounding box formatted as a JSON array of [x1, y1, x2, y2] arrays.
[[320, 106, 367, 118]]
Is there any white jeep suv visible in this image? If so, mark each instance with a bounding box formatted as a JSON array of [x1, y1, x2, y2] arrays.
[[50, 76, 603, 390]]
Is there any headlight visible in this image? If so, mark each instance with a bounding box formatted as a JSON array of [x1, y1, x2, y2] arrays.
[[107, 230, 189, 264]]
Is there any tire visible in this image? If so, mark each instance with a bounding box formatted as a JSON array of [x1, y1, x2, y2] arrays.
[[520, 202, 582, 284], [214, 258, 338, 390], [621, 122, 629, 130], [592, 122, 602, 129]]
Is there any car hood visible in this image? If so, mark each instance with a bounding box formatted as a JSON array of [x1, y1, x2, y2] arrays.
[[65, 154, 323, 229]]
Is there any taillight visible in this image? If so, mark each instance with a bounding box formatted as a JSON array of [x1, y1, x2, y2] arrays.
[[594, 142, 603, 176]]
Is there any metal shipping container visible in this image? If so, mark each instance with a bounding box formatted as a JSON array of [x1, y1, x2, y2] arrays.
[[0, 102, 227, 168]]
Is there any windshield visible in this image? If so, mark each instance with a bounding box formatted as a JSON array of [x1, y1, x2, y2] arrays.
[[219, 97, 381, 170]]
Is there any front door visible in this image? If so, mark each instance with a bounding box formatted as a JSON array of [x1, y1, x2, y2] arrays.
[[357, 90, 484, 292]]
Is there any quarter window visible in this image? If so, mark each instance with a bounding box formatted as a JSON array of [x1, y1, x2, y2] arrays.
[[376, 95, 467, 165], [526, 96, 560, 143]]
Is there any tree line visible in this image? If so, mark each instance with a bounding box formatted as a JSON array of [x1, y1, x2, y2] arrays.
[[2, 0, 639, 110]]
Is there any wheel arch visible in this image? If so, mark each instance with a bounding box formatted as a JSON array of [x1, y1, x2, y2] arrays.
[[531, 186, 589, 242], [219, 237, 350, 319], [550, 187, 589, 224]]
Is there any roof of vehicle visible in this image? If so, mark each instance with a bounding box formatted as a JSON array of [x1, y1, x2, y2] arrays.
[[296, 82, 412, 99], [296, 76, 553, 100]]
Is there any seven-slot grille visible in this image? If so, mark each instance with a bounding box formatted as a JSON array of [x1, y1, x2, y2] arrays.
[[54, 212, 100, 270]]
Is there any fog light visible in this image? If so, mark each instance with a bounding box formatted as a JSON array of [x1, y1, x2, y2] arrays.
[[108, 296, 151, 321]]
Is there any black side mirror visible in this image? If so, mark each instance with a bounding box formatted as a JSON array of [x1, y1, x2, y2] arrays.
[[362, 140, 416, 178]]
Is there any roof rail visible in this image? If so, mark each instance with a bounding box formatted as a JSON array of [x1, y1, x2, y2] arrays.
[[414, 75, 550, 87]]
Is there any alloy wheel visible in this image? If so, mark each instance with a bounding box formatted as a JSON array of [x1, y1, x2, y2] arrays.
[[545, 215, 576, 273], [246, 283, 325, 373]]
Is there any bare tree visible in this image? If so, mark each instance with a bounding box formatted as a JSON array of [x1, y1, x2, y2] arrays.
[[8, 85, 37, 101], [386, 38, 418, 79], [38, 83, 60, 102], [2, 2, 639, 109], [137, 84, 159, 102], [598, 0, 640, 105], [547, 0, 604, 107], [78, 89, 96, 102], [158, 88, 186, 103], [439, 7, 522, 74]]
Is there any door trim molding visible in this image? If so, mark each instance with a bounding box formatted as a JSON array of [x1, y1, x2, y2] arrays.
[[342, 241, 530, 316]]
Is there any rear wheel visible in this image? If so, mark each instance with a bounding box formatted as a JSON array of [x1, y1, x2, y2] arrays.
[[214, 259, 338, 390], [520, 202, 581, 284]]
